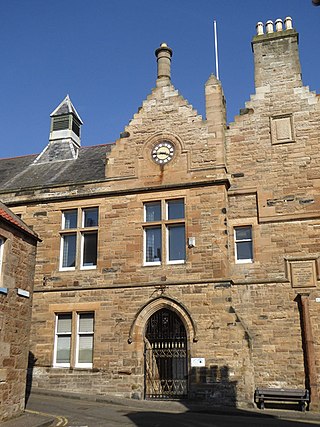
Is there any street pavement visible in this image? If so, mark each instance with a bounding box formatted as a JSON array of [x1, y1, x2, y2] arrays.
[[2, 389, 320, 427]]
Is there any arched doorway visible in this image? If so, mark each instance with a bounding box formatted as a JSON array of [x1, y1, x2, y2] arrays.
[[144, 308, 188, 399]]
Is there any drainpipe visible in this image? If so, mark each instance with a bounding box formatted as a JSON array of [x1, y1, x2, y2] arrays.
[[296, 293, 319, 410]]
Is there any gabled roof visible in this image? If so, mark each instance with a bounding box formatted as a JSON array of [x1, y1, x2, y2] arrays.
[[0, 143, 114, 192], [50, 95, 83, 124], [0, 201, 39, 240]]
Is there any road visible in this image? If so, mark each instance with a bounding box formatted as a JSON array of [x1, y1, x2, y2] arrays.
[[26, 393, 320, 427]]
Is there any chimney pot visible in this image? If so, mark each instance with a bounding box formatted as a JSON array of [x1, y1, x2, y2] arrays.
[[256, 22, 264, 35], [252, 16, 301, 90], [284, 16, 293, 30], [275, 19, 283, 32], [266, 20, 274, 34]]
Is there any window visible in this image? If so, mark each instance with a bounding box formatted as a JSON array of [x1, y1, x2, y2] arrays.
[[60, 207, 98, 270], [54, 312, 94, 368], [76, 313, 94, 367], [234, 226, 253, 263], [54, 313, 72, 367], [144, 199, 186, 265]]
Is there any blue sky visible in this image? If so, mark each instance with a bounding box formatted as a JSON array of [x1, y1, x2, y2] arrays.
[[0, 0, 319, 158]]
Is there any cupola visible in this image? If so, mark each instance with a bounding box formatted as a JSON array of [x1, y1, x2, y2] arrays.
[[49, 95, 83, 147], [33, 95, 83, 164]]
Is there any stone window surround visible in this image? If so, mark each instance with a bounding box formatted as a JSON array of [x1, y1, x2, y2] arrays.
[[143, 198, 186, 266], [0, 232, 10, 290], [53, 310, 95, 369], [59, 206, 99, 271]]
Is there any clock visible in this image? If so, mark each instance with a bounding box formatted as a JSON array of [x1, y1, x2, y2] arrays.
[[152, 141, 175, 164]]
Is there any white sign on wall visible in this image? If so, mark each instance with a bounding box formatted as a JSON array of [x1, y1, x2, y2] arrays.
[[191, 357, 205, 367]]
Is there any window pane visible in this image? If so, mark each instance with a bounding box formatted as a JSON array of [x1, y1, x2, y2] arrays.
[[82, 232, 97, 266], [83, 208, 98, 227], [145, 227, 161, 262], [57, 314, 72, 333], [63, 210, 77, 229], [167, 199, 184, 220], [56, 336, 71, 363], [168, 225, 186, 261], [79, 313, 94, 333], [237, 241, 253, 260], [145, 202, 161, 222], [235, 227, 252, 241], [78, 335, 93, 363], [62, 234, 76, 268]]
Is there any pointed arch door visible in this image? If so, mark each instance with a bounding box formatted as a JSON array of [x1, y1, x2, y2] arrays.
[[144, 308, 188, 399]]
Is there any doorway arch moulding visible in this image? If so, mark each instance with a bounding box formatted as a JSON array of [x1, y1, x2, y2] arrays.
[[127, 296, 198, 344]]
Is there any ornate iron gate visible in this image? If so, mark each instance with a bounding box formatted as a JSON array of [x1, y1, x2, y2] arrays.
[[144, 308, 188, 399]]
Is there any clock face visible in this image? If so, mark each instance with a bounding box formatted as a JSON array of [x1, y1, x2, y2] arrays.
[[152, 142, 175, 164]]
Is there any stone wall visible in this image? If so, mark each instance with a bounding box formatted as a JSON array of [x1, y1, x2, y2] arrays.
[[29, 280, 306, 407], [226, 21, 320, 407], [0, 220, 37, 422]]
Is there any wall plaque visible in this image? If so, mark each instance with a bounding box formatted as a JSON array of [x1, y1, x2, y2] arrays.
[[271, 114, 294, 144], [290, 260, 317, 288]]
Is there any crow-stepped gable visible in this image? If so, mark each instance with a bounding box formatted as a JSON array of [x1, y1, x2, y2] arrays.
[[0, 17, 319, 412]]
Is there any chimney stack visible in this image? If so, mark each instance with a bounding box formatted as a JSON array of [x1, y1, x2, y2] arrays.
[[252, 17, 302, 90], [155, 43, 173, 87]]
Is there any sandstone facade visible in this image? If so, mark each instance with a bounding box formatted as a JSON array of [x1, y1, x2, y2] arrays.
[[0, 203, 38, 422], [0, 18, 319, 409]]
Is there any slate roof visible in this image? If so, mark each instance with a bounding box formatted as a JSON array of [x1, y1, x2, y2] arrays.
[[34, 140, 78, 164], [0, 143, 113, 192], [0, 201, 39, 239]]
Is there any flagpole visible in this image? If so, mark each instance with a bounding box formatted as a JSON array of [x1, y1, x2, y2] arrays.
[[213, 20, 220, 80]]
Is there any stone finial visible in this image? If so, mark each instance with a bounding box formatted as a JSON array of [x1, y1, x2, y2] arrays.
[[284, 16, 293, 30], [155, 43, 173, 84], [266, 20, 274, 34], [275, 19, 283, 32], [256, 22, 264, 36]]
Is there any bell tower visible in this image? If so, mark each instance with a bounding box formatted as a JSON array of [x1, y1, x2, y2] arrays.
[[33, 95, 83, 164], [49, 95, 83, 147]]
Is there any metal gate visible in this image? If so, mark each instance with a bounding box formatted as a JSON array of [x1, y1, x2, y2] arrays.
[[144, 308, 188, 399]]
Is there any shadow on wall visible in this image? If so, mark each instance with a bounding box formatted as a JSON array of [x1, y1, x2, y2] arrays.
[[189, 365, 237, 406], [144, 363, 238, 405], [25, 351, 37, 405], [127, 365, 311, 426], [128, 365, 312, 425]]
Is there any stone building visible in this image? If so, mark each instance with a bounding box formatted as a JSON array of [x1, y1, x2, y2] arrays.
[[0, 17, 319, 409], [0, 202, 39, 422]]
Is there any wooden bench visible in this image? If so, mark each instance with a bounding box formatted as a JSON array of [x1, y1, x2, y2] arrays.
[[255, 388, 309, 412]]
